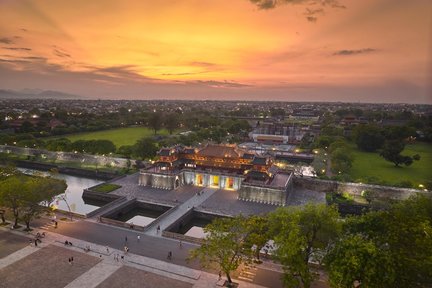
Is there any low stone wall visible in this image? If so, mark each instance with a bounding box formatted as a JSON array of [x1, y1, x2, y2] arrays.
[[99, 217, 145, 231], [165, 210, 228, 235], [294, 177, 429, 201], [56, 209, 87, 219], [82, 191, 125, 218], [238, 185, 287, 206], [139, 172, 181, 190], [162, 230, 204, 245]]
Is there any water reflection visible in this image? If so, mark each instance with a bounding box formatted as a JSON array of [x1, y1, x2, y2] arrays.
[[19, 168, 103, 215]]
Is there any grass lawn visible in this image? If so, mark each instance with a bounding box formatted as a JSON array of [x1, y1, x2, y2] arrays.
[[348, 142, 432, 188], [48, 127, 173, 148]]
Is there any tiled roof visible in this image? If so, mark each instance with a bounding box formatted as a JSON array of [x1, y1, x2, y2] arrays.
[[158, 148, 172, 156], [242, 153, 255, 159], [183, 148, 196, 154], [246, 170, 268, 180], [251, 156, 267, 165]]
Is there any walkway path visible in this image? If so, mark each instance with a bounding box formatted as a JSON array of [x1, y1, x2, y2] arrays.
[[0, 245, 40, 270], [0, 226, 267, 288], [64, 260, 121, 288], [145, 187, 217, 236]]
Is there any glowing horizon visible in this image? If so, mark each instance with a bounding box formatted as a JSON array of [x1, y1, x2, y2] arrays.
[[0, 0, 431, 103]]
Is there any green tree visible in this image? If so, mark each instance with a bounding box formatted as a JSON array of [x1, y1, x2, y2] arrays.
[[311, 152, 326, 176], [353, 124, 385, 152], [380, 140, 419, 167], [118, 145, 134, 158], [133, 137, 158, 160], [325, 234, 396, 288], [45, 138, 72, 152], [189, 216, 252, 286], [92, 140, 116, 155], [0, 173, 67, 229], [148, 112, 162, 135], [164, 113, 179, 134], [269, 204, 341, 288], [0, 175, 27, 228], [244, 215, 270, 261], [330, 148, 354, 174], [21, 177, 67, 230], [336, 195, 432, 287]]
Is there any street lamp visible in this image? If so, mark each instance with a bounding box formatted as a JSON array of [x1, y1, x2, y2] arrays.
[[55, 194, 73, 221]]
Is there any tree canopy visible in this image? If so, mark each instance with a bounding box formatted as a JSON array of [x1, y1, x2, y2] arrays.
[[325, 195, 432, 288], [189, 215, 252, 285]]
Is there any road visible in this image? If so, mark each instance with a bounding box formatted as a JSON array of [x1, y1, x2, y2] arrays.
[[31, 216, 285, 288]]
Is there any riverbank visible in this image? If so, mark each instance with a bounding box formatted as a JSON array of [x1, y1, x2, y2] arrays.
[[14, 160, 118, 181]]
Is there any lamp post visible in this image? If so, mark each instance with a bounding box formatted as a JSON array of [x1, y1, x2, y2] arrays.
[[56, 194, 73, 221]]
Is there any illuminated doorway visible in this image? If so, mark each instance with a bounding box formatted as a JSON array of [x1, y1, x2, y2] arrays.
[[212, 175, 219, 187], [196, 174, 203, 186], [226, 177, 234, 189]]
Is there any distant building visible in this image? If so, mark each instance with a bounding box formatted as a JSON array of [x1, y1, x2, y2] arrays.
[[139, 144, 293, 205], [249, 121, 308, 144]]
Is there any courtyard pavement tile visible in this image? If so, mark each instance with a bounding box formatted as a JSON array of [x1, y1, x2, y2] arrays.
[[0, 230, 30, 259], [0, 244, 100, 288], [96, 266, 193, 288]]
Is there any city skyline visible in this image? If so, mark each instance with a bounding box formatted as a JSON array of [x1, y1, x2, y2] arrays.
[[1, 0, 431, 103]]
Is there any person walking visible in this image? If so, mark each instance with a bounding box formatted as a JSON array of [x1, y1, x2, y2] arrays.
[[106, 246, 109, 254], [179, 240, 182, 249], [167, 251, 172, 260], [218, 271, 222, 281], [137, 235, 140, 242], [54, 221, 58, 229], [157, 225, 160, 234]]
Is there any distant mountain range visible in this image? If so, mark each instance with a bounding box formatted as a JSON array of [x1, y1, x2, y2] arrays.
[[0, 89, 85, 99]]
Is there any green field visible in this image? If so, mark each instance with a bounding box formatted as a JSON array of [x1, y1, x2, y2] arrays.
[[348, 142, 432, 188], [50, 127, 171, 148]]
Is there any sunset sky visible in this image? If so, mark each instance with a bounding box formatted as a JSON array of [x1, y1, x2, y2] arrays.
[[0, 0, 431, 103]]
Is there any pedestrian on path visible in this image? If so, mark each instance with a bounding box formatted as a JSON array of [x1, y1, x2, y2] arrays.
[[179, 240, 182, 249], [167, 251, 172, 260], [137, 235, 140, 242], [71, 256, 74, 265], [54, 221, 58, 229], [68, 257, 71, 265], [157, 225, 160, 234], [106, 246, 109, 254], [218, 271, 222, 281], [125, 236, 128, 243]]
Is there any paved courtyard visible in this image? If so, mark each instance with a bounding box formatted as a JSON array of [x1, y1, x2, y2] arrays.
[[0, 226, 269, 288], [110, 173, 202, 205], [0, 244, 101, 288], [197, 189, 279, 216], [0, 230, 29, 258], [96, 266, 193, 288]]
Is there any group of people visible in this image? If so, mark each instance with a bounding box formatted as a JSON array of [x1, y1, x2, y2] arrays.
[[30, 231, 46, 247], [68, 257, 74, 265], [113, 253, 124, 262]]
